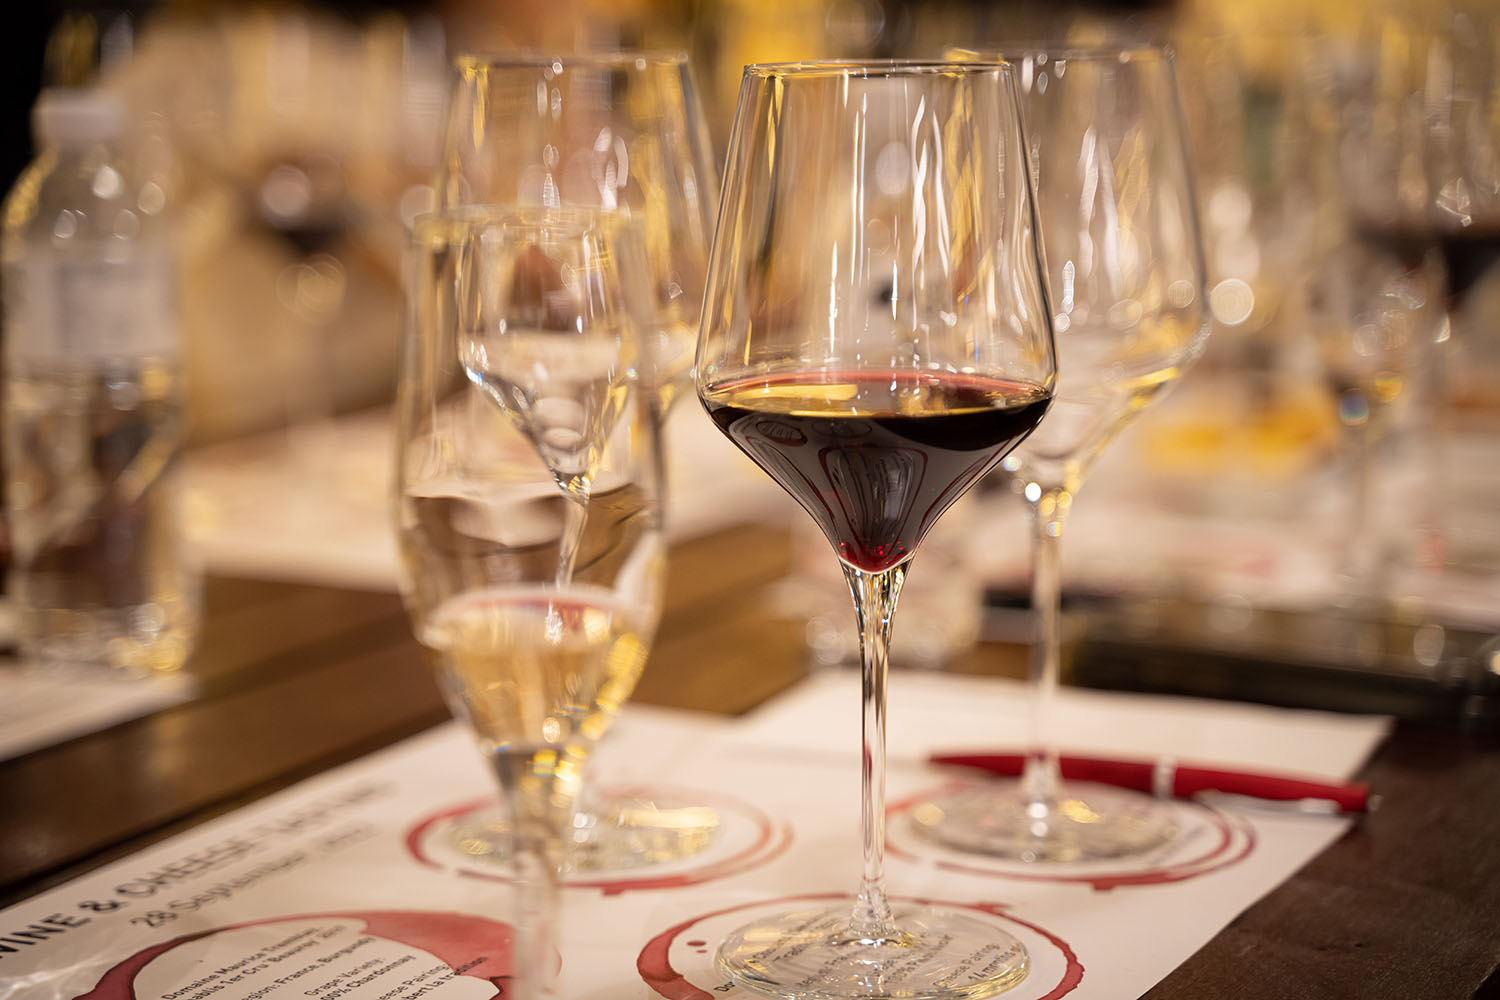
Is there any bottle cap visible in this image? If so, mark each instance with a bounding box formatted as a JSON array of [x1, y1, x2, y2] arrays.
[[33, 87, 127, 148]]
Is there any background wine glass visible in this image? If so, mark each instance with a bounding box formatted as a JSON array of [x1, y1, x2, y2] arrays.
[[914, 46, 1210, 863], [1327, 7, 1500, 602], [243, 13, 358, 479], [1305, 198, 1445, 616], [697, 60, 1055, 999], [394, 209, 666, 1000], [435, 51, 721, 869]]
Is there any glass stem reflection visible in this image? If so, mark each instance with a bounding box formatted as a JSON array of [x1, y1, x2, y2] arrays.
[[1023, 485, 1071, 814], [491, 753, 569, 1000], [842, 561, 906, 942]]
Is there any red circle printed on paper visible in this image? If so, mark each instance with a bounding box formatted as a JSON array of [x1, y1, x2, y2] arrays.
[[76, 910, 514, 1000], [637, 893, 1083, 1000]]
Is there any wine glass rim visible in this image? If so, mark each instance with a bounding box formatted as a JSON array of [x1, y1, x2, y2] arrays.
[[452, 49, 690, 73], [742, 59, 1018, 79], [947, 43, 1174, 64]]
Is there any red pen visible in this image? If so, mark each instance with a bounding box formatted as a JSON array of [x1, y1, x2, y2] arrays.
[[927, 751, 1373, 814]]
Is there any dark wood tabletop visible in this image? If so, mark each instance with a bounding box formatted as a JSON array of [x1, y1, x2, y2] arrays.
[[3, 520, 1498, 998]]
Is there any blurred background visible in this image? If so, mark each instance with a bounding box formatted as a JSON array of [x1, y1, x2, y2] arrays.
[[3, 0, 1498, 721]]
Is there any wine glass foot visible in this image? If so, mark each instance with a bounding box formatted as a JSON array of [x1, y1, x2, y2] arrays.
[[447, 798, 721, 872], [910, 784, 1179, 863], [717, 902, 1028, 1000], [566, 794, 721, 871]]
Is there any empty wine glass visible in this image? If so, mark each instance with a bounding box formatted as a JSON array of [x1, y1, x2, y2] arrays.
[[914, 46, 1210, 863], [697, 60, 1055, 999], [438, 51, 717, 415], [393, 209, 667, 1000], [436, 52, 721, 868]]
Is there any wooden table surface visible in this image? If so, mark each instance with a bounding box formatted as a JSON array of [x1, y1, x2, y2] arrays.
[[3, 521, 1498, 999]]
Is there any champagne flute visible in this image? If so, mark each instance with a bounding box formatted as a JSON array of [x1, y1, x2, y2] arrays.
[[914, 46, 1210, 863], [436, 52, 721, 868], [697, 60, 1055, 999], [394, 209, 666, 1000]]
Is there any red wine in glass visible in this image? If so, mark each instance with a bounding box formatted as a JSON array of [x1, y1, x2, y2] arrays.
[[1355, 218, 1500, 306], [703, 370, 1051, 572]]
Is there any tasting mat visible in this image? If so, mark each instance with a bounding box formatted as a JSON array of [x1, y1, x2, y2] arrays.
[[0, 674, 1390, 1000], [730, 670, 1390, 779]]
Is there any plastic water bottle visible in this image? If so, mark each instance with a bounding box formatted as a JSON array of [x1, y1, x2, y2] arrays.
[[2, 87, 199, 676]]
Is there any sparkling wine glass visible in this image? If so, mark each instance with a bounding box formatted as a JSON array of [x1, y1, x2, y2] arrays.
[[914, 46, 1210, 863], [394, 209, 667, 1000], [697, 60, 1055, 999], [436, 51, 721, 868]]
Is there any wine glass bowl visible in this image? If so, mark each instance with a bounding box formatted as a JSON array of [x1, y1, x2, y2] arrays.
[[696, 60, 1054, 1000], [439, 52, 717, 412], [394, 209, 667, 1000], [1001, 47, 1208, 490], [913, 46, 1210, 864]]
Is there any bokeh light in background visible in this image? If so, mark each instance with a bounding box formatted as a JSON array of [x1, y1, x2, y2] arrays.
[[4, 0, 1497, 633]]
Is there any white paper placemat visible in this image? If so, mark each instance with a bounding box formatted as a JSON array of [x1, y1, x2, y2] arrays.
[[0, 674, 1390, 1000], [730, 670, 1390, 779]]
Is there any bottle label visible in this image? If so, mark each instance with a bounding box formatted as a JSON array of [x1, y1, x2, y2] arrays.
[[4, 244, 178, 366]]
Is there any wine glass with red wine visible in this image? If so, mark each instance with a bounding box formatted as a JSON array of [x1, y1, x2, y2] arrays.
[[695, 61, 1055, 999], [913, 46, 1210, 864]]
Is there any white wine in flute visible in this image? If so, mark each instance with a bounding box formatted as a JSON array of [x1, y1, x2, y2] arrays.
[[421, 585, 653, 759]]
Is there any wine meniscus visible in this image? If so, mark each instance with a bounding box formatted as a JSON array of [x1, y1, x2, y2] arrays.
[[702, 370, 1051, 572]]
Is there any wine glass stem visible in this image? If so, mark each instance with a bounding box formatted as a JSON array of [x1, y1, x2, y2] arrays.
[[842, 561, 906, 941], [556, 490, 590, 587], [1023, 489, 1070, 808], [1341, 397, 1388, 614], [492, 755, 566, 1000], [648, 392, 673, 533]]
